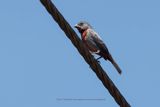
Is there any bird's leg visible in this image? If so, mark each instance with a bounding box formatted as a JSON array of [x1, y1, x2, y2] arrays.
[[96, 56, 102, 63], [96, 56, 102, 60]]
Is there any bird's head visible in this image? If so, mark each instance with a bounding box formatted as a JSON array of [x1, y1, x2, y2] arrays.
[[74, 21, 92, 34]]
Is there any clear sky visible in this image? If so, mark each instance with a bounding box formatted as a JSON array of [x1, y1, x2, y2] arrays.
[[0, 0, 160, 107]]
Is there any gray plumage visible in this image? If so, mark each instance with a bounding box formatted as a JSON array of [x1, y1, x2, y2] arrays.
[[75, 21, 122, 74]]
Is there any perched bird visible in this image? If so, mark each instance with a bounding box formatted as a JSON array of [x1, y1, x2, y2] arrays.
[[74, 21, 122, 74]]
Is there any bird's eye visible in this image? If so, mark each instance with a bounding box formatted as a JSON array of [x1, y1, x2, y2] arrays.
[[79, 22, 83, 26]]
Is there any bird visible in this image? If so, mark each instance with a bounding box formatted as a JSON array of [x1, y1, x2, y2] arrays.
[[74, 21, 122, 74]]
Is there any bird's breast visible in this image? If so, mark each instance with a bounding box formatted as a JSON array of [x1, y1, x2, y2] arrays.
[[81, 30, 88, 41]]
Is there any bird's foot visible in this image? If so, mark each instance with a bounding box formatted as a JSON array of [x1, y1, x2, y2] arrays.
[[96, 56, 102, 64], [97, 60, 101, 64]]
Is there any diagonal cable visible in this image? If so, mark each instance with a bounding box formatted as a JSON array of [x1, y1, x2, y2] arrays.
[[40, 0, 131, 106]]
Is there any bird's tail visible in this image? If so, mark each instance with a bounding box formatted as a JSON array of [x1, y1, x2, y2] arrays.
[[110, 58, 122, 74], [102, 53, 122, 74]]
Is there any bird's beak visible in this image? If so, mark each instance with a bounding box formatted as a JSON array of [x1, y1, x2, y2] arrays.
[[74, 24, 80, 28]]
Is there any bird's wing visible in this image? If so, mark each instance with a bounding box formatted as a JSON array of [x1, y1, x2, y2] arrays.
[[88, 29, 110, 54], [88, 29, 122, 74]]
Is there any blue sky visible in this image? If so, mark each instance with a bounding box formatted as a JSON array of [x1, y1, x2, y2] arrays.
[[0, 0, 160, 107]]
